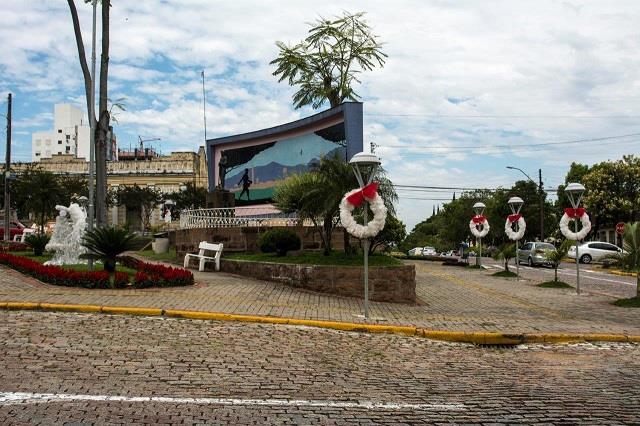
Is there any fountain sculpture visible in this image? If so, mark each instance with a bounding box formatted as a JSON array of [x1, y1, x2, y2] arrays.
[[44, 203, 87, 265]]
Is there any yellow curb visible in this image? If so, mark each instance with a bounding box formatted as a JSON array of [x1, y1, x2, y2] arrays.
[[100, 306, 164, 316], [1, 302, 640, 346], [609, 270, 637, 277], [40, 303, 102, 313]]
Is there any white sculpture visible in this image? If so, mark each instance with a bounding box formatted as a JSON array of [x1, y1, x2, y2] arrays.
[[44, 203, 87, 265], [164, 209, 172, 224]]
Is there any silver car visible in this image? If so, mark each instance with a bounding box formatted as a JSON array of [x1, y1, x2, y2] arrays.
[[517, 242, 556, 267], [568, 242, 623, 264]]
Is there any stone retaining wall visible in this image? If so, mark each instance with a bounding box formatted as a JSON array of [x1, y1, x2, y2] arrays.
[[218, 259, 416, 304]]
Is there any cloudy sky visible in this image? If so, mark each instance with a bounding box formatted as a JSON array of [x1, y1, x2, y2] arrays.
[[1, 1, 640, 230]]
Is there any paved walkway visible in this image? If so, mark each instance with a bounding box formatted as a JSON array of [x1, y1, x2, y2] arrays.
[[1, 259, 639, 335]]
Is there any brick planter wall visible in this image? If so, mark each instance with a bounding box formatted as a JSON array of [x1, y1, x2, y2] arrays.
[[218, 259, 416, 304]]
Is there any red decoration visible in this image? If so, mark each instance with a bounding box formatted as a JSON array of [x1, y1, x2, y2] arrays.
[[616, 222, 625, 235], [507, 214, 522, 223], [564, 208, 586, 218], [472, 215, 487, 224], [346, 182, 379, 207]]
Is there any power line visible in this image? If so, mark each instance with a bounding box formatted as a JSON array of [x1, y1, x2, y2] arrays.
[[365, 113, 640, 119], [394, 184, 559, 192], [378, 133, 640, 151]]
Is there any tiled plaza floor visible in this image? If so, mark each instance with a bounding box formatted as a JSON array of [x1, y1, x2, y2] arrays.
[[0, 259, 639, 335]]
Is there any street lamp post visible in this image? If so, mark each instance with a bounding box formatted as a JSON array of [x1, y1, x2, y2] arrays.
[[565, 182, 586, 295], [349, 152, 381, 320], [85, 0, 97, 271], [506, 166, 544, 241], [508, 196, 524, 280], [473, 202, 486, 268]]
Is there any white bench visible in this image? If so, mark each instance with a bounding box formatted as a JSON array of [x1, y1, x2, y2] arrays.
[[183, 242, 223, 272]]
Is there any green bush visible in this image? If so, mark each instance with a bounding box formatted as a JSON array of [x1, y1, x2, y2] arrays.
[[25, 233, 50, 256], [258, 228, 301, 257]]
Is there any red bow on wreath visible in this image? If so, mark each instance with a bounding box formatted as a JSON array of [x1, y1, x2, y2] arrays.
[[507, 214, 522, 223], [564, 208, 586, 218], [346, 182, 379, 207], [471, 215, 486, 224]]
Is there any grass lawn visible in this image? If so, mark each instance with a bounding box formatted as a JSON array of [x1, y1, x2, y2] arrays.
[[8, 251, 137, 276], [137, 248, 177, 262], [537, 281, 573, 288], [612, 297, 640, 308], [492, 270, 517, 278], [226, 251, 403, 267]]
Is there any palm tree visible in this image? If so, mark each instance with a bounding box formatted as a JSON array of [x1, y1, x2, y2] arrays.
[[544, 239, 575, 283], [492, 243, 516, 272], [82, 226, 137, 286]]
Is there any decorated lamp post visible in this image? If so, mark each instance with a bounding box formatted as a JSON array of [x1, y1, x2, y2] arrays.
[[506, 196, 526, 280], [560, 183, 590, 295], [470, 202, 489, 267], [341, 152, 386, 320]]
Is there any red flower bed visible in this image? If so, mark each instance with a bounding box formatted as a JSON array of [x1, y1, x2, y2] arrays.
[[119, 256, 194, 288], [0, 253, 129, 289]]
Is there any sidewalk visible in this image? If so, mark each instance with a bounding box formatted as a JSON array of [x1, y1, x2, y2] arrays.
[[1, 258, 639, 337]]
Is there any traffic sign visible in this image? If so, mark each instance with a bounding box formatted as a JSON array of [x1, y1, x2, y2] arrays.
[[615, 222, 625, 235]]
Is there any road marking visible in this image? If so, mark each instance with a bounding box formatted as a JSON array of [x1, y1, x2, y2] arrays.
[[487, 263, 636, 287], [0, 392, 466, 411]]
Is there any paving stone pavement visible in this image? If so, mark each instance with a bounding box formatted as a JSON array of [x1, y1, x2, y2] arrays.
[[0, 259, 639, 335], [0, 310, 639, 424]]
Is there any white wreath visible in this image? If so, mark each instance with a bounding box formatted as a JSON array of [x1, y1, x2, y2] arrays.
[[560, 213, 591, 240], [505, 217, 526, 241], [469, 218, 490, 238], [339, 188, 387, 239]]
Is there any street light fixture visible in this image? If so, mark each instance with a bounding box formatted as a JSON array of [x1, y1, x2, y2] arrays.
[[472, 202, 486, 267], [349, 152, 381, 320], [508, 196, 524, 280], [565, 182, 586, 295], [506, 166, 545, 241]]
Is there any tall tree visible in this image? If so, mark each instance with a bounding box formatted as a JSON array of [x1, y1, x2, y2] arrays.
[[271, 11, 386, 109], [67, 0, 111, 225]]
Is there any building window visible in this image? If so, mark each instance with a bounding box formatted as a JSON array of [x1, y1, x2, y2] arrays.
[[65, 146, 71, 153], [58, 129, 62, 133], [66, 135, 70, 140], [35, 152, 40, 157], [58, 140, 62, 144]]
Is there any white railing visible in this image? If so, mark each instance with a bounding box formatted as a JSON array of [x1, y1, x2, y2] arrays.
[[179, 206, 302, 229]]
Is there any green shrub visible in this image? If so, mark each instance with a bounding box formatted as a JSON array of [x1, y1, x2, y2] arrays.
[[258, 228, 301, 256], [25, 233, 50, 256]]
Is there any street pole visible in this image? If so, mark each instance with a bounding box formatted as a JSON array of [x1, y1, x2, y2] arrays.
[[4, 93, 12, 242], [539, 169, 544, 241], [363, 206, 369, 319], [87, 0, 97, 270], [575, 220, 581, 295]]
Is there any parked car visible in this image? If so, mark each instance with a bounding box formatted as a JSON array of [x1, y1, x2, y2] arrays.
[[441, 250, 455, 257], [517, 241, 556, 267], [0, 221, 25, 240], [568, 241, 623, 264], [422, 246, 437, 256], [408, 247, 424, 257]]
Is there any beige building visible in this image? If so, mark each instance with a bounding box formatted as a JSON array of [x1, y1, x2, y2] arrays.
[[11, 147, 208, 228]]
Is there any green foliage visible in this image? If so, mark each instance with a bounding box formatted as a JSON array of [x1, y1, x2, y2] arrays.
[[24, 233, 50, 256], [369, 214, 406, 254], [258, 229, 302, 257], [271, 11, 386, 109], [81, 226, 137, 284], [168, 181, 207, 216], [112, 184, 162, 231], [492, 270, 517, 278], [538, 281, 572, 288], [544, 240, 575, 282], [12, 168, 64, 232], [227, 251, 402, 266], [492, 243, 516, 272]]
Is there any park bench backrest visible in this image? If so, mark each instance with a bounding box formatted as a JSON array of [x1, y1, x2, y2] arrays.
[[198, 242, 222, 258]]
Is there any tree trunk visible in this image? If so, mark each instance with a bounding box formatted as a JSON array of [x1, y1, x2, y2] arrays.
[[323, 215, 332, 256], [554, 267, 558, 282], [636, 274, 639, 299], [504, 258, 509, 272], [96, 0, 110, 226], [343, 228, 353, 255]]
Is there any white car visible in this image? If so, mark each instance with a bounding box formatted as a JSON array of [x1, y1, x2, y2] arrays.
[[408, 247, 424, 256], [567, 241, 623, 264], [422, 246, 438, 256]]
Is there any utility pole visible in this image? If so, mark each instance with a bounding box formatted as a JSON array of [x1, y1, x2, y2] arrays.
[[539, 169, 544, 241], [4, 93, 12, 242], [87, 0, 97, 269]]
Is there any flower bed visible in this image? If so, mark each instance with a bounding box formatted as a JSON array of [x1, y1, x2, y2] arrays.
[[0, 253, 194, 289], [0, 242, 30, 252], [119, 255, 195, 288], [0, 252, 129, 289]]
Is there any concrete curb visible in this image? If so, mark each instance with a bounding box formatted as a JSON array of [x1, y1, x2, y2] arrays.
[[1, 301, 639, 345], [609, 270, 637, 278]]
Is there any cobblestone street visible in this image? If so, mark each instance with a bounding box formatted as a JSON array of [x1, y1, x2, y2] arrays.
[[1, 310, 639, 424]]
